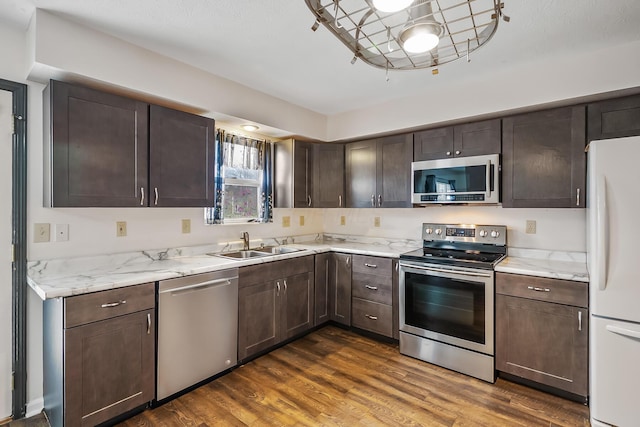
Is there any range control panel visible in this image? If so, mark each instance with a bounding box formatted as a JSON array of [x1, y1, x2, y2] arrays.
[[422, 223, 507, 246]]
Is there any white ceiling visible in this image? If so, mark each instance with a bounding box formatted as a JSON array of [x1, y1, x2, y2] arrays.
[[1, 0, 640, 116]]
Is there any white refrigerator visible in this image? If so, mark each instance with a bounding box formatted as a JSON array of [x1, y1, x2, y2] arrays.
[[588, 136, 640, 427]]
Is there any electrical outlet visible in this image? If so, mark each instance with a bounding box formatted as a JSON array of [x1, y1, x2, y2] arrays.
[[340, 215, 346, 226], [374, 216, 381, 227], [54, 224, 69, 242], [181, 219, 191, 234], [34, 223, 50, 243], [526, 220, 537, 234], [299, 215, 305, 226], [116, 221, 127, 237], [282, 216, 291, 228]]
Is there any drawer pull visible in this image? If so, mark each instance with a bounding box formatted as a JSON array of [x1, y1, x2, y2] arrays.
[[578, 311, 582, 332], [365, 285, 378, 291], [364, 263, 378, 268], [101, 300, 126, 308], [527, 286, 550, 292], [365, 314, 378, 321]]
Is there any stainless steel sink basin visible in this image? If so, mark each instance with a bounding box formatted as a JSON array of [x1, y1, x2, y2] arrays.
[[211, 250, 271, 260], [255, 246, 304, 255]]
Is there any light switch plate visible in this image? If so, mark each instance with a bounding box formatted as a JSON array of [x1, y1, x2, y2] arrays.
[[526, 220, 537, 234], [116, 221, 127, 237], [340, 215, 346, 226], [299, 215, 305, 226], [34, 223, 50, 243], [54, 224, 69, 242], [282, 216, 291, 228], [181, 219, 191, 234], [374, 217, 381, 227]]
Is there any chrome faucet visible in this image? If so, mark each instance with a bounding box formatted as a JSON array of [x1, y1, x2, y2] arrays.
[[241, 232, 250, 250]]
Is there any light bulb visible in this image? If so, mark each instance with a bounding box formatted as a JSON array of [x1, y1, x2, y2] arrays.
[[372, 0, 414, 13], [400, 23, 441, 53]]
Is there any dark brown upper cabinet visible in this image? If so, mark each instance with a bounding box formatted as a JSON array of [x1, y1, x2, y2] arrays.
[[588, 94, 640, 142], [502, 106, 586, 208], [313, 143, 345, 208], [414, 119, 501, 161], [346, 134, 412, 208], [44, 80, 214, 207]]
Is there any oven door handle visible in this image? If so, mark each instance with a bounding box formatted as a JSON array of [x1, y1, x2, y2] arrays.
[[401, 263, 493, 278]]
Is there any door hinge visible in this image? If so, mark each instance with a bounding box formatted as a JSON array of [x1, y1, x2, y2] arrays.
[[11, 114, 23, 135], [11, 244, 15, 263], [11, 372, 14, 391]]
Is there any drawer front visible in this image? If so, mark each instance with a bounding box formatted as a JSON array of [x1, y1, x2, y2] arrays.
[[352, 255, 392, 276], [496, 273, 588, 308], [352, 273, 392, 305], [65, 282, 155, 328], [351, 298, 393, 337]]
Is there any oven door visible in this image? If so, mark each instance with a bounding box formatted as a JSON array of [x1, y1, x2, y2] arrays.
[[399, 260, 494, 355]]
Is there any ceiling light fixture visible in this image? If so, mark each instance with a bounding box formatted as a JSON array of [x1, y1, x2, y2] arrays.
[[304, 0, 507, 72], [241, 125, 259, 132], [372, 0, 414, 13]]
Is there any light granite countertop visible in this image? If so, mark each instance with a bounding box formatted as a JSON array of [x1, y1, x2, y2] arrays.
[[27, 234, 421, 300], [495, 248, 589, 282]]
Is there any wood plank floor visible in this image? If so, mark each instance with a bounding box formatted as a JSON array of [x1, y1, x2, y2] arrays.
[[120, 326, 590, 426]]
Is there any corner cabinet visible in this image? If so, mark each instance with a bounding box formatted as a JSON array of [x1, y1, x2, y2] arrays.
[[238, 256, 314, 361], [502, 106, 586, 208], [496, 273, 588, 400], [346, 134, 412, 208], [43, 283, 156, 427], [44, 80, 214, 207], [414, 119, 501, 161]]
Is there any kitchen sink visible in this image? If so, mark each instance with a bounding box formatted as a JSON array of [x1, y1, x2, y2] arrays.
[[212, 250, 271, 260], [255, 246, 304, 255]]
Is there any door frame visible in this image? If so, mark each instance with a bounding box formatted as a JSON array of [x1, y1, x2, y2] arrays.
[[0, 78, 28, 419]]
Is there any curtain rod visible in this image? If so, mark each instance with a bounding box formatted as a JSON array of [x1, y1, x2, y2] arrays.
[[216, 128, 267, 144]]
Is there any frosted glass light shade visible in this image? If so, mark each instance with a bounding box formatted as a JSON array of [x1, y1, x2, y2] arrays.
[[372, 0, 414, 13]]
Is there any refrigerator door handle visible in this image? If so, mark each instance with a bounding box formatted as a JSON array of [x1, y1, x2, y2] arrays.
[[606, 324, 640, 340], [596, 175, 609, 290]]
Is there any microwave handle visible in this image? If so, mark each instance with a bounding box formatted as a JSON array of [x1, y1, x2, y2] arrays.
[[485, 159, 491, 199]]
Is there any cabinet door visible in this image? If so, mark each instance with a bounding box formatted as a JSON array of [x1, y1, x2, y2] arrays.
[[47, 80, 148, 207], [413, 127, 454, 161], [502, 106, 586, 208], [314, 143, 345, 208], [346, 140, 377, 207], [453, 119, 501, 157], [149, 105, 215, 207], [238, 280, 280, 360], [329, 253, 352, 325], [377, 134, 413, 207], [293, 141, 314, 208], [65, 309, 155, 426], [588, 94, 640, 141], [314, 253, 331, 325], [496, 295, 588, 397], [283, 272, 314, 339]]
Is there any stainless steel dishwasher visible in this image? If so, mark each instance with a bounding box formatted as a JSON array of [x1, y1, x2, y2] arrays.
[[157, 268, 238, 401]]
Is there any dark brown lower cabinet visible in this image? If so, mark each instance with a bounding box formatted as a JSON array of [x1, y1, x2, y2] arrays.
[[43, 283, 156, 427], [238, 257, 314, 361], [496, 273, 588, 399], [329, 253, 352, 326], [350, 255, 394, 338]]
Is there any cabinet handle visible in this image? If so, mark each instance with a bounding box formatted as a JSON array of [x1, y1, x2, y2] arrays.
[[276, 281, 281, 297], [364, 263, 378, 268], [346, 257, 350, 267], [455, 150, 461, 155], [371, 194, 375, 208], [576, 188, 580, 206], [365, 314, 378, 321], [147, 313, 151, 335], [154, 187, 159, 206], [283, 279, 288, 294], [338, 195, 342, 207], [378, 194, 382, 207], [365, 285, 378, 291], [395, 262, 399, 272], [101, 300, 126, 308], [578, 311, 582, 332], [446, 151, 451, 156], [527, 286, 550, 292], [140, 187, 145, 206], [307, 195, 312, 207]]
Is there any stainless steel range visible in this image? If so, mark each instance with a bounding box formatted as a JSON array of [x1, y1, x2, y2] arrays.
[[399, 223, 507, 383]]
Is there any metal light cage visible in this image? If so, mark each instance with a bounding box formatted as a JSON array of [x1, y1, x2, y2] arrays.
[[305, 0, 506, 71]]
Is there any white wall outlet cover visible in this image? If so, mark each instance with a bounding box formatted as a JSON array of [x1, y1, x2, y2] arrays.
[[54, 224, 69, 242], [525, 220, 537, 234]]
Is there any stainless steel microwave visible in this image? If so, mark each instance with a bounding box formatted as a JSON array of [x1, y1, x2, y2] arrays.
[[411, 154, 500, 204]]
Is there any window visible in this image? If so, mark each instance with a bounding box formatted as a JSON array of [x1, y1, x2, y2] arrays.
[[205, 130, 273, 224]]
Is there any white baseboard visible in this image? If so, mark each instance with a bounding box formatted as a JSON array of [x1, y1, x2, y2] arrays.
[[25, 396, 44, 418]]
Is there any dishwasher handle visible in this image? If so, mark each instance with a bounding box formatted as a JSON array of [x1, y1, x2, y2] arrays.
[[159, 277, 235, 295]]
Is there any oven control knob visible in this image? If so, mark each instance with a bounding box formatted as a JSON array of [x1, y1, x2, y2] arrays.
[[479, 230, 488, 237], [435, 229, 442, 235], [490, 230, 500, 238], [425, 228, 433, 235]]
